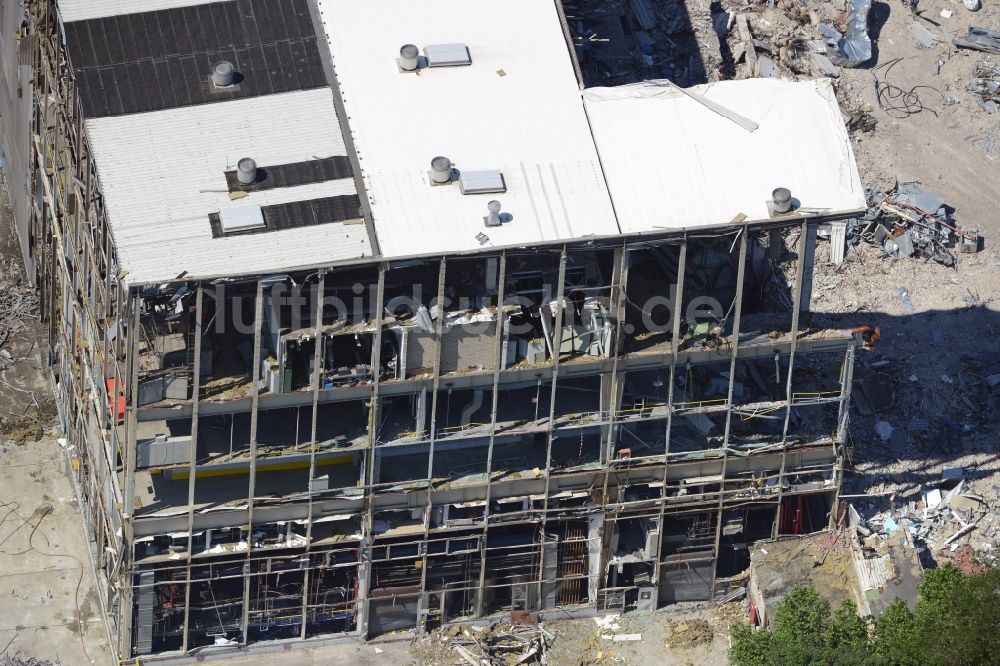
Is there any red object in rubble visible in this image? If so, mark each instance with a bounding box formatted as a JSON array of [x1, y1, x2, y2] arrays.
[[106, 378, 125, 422]]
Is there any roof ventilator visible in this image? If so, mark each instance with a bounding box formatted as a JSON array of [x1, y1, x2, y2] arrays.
[[460, 170, 506, 195], [212, 60, 235, 87], [429, 156, 454, 185], [424, 43, 472, 67], [398, 44, 420, 72], [236, 158, 257, 185], [484, 200, 502, 228], [768, 187, 793, 216]]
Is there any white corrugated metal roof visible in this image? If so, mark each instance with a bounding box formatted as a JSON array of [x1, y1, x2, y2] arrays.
[[317, 0, 622, 258], [57, 0, 219, 22], [86, 89, 373, 285], [583, 78, 866, 232]]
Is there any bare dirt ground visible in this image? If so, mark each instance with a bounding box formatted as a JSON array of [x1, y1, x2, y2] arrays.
[[806, 1, 1000, 558]]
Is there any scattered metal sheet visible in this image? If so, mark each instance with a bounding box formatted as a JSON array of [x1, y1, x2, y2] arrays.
[[909, 21, 940, 48], [953, 26, 1000, 54], [968, 61, 1000, 112], [849, 184, 979, 266], [820, 0, 873, 67]]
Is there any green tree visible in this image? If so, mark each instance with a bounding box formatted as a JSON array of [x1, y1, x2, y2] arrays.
[[730, 588, 876, 666], [825, 600, 870, 652], [911, 564, 1000, 666], [873, 599, 918, 666], [731, 564, 1000, 666], [771, 587, 829, 650], [729, 621, 772, 666]]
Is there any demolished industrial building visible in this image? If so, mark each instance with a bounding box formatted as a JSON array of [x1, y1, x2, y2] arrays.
[[4, 0, 882, 661]]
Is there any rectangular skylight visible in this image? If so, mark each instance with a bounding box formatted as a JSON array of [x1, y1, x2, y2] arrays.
[[424, 43, 472, 67], [219, 205, 266, 233]]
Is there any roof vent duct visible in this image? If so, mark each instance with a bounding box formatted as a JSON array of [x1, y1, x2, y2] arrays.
[[212, 61, 235, 87], [399, 44, 419, 72], [430, 156, 453, 185], [485, 200, 502, 227], [236, 158, 257, 185], [770, 187, 792, 214]]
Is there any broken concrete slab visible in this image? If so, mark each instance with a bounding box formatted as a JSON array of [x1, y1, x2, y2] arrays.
[[909, 21, 941, 48], [757, 55, 780, 78], [811, 52, 841, 78]]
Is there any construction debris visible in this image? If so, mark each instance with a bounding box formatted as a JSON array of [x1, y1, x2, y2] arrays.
[[953, 26, 1000, 55], [0, 260, 37, 371], [822, 0, 873, 67], [564, 0, 733, 86], [909, 21, 941, 49], [0, 657, 63, 666], [844, 184, 980, 267], [851, 469, 999, 573], [414, 623, 554, 666], [968, 61, 1000, 113]]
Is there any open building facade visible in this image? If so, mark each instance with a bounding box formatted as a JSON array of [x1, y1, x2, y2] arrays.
[[7, 0, 872, 661]]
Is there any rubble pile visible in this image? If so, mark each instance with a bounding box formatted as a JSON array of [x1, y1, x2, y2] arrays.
[[414, 622, 554, 666], [847, 183, 980, 267], [663, 619, 714, 649], [0, 657, 63, 666], [562, 0, 731, 87], [0, 258, 38, 372], [968, 61, 999, 113], [852, 469, 998, 571], [723, 2, 866, 82]]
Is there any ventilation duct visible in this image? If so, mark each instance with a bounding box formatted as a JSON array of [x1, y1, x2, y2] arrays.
[[485, 200, 502, 227], [212, 61, 235, 87], [236, 157, 257, 185], [771, 187, 792, 214], [399, 44, 419, 71], [430, 156, 452, 185]]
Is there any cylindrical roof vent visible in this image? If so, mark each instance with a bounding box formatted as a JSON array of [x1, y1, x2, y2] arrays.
[[400, 44, 419, 71], [237, 157, 257, 185], [430, 156, 452, 184], [485, 200, 502, 227], [771, 187, 792, 214], [212, 61, 235, 87]]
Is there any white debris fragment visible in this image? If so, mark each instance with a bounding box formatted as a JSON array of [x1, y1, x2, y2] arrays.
[[594, 614, 622, 631], [874, 420, 894, 441]]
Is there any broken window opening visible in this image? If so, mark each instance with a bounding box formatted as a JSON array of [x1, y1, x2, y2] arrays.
[[623, 242, 681, 355]]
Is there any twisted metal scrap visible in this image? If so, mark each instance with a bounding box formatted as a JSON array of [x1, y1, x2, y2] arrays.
[[0, 269, 39, 369]]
